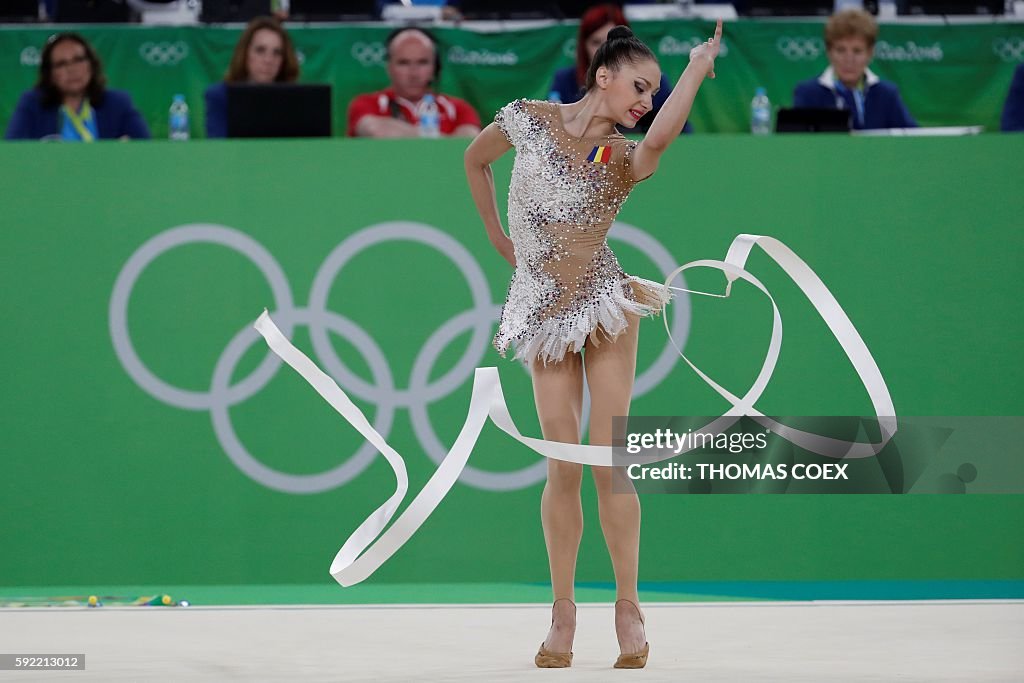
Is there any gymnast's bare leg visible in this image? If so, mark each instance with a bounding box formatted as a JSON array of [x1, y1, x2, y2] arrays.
[[584, 313, 647, 656], [530, 350, 585, 654]]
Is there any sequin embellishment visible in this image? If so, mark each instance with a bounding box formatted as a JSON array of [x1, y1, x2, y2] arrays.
[[492, 99, 672, 365]]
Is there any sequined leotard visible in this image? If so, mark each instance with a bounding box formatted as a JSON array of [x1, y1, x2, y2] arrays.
[[492, 98, 671, 364]]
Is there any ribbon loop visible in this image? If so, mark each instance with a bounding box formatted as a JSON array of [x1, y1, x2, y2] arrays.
[[253, 235, 897, 587]]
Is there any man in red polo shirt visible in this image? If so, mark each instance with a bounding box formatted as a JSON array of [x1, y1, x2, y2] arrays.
[[347, 28, 481, 138]]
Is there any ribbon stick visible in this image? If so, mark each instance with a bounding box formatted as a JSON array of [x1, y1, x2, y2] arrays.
[[253, 234, 896, 587]]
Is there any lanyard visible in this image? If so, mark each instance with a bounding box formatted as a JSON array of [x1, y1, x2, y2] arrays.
[[834, 80, 866, 128], [61, 101, 95, 142]]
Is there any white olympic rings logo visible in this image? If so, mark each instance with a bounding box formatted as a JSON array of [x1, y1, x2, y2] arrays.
[[351, 41, 387, 67], [139, 41, 189, 66], [992, 37, 1024, 63], [776, 37, 825, 61], [109, 222, 690, 494]]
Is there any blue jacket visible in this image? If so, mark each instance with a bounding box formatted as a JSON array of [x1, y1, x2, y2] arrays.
[[549, 66, 693, 134], [1000, 63, 1024, 132], [793, 67, 916, 130], [205, 82, 228, 139], [4, 88, 150, 140]]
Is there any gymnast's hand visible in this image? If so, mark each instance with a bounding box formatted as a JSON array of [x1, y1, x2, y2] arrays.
[[689, 19, 723, 79], [492, 233, 517, 269]]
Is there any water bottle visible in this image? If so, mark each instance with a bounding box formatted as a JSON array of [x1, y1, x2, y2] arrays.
[[751, 87, 771, 135], [547, 90, 562, 104], [169, 94, 189, 141], [418, 94, 440, 138]]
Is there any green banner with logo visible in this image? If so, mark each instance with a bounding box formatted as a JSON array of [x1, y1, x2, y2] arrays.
[[0, 135, 1022, 587], [1, 20, 1023, 138]]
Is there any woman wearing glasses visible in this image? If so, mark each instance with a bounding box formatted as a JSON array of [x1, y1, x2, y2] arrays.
[[5, 33, 150, 141]]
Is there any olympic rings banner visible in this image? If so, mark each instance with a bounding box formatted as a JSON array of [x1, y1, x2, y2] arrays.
[[0, 136, 1022, 587], [1, 19, 1023, 137]]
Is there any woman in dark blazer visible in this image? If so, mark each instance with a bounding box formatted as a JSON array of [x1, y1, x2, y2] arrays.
[[5, 33, 149, 141]]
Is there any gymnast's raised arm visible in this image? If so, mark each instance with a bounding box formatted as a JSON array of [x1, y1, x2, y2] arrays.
[[631, 19, 723, 182]]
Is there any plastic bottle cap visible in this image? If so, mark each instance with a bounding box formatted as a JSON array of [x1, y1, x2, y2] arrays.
[[173, 94, 185, 101], [755, 87, 766, 96]]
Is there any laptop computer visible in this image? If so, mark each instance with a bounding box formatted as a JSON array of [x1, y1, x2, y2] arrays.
[[775, 107, 852, 133], [225, 83, 332, 139]]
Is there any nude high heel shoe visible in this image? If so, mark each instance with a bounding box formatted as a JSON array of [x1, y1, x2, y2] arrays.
[[535, 598, 575, 668], [613, 598, 650, 669]]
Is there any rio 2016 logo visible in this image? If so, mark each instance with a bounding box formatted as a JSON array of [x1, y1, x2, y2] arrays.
[[659, 36, 730, 58]]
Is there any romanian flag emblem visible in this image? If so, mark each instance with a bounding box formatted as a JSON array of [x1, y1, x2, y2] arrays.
[[586, 145, 612, 164]]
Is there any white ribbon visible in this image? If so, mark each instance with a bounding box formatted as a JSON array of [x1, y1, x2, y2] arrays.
[[253, 234, 896, 587]]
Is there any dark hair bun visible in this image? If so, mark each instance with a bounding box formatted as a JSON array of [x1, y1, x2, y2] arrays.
[[607, 25, 634, 41], [583, 22, 656, 93]]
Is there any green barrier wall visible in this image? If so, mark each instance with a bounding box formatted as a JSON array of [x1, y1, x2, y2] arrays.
[[2, 20, 1023, 137], [0, 135, 1022, 587]]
